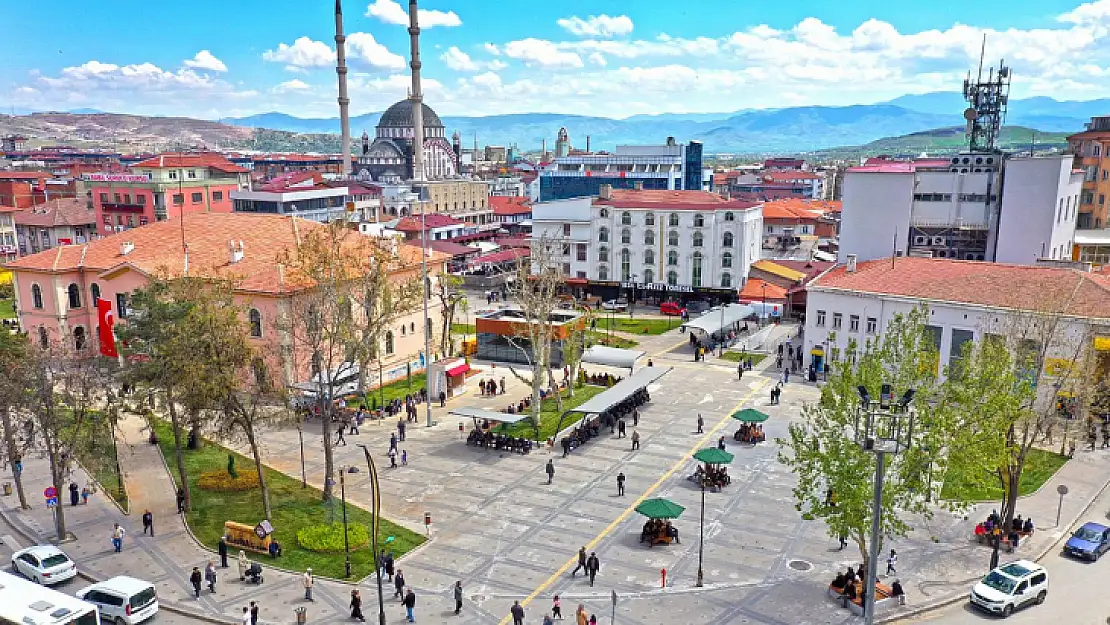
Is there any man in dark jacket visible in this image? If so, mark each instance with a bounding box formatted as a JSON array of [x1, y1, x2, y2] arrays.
[[403, 588, 416, 622], [586, 552, 601, 586], [189, 567, 202, 598], [453, 581, 463, 615], [218, 536, 229, 567], [510, 600, 525, 625], [571, 547, 587, 577], [546, 459, 555, 485]]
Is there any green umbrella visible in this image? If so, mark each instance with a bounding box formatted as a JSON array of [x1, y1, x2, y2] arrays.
[[635, 498, 686, 520], [731, 408, 770, 423], [693, 447, 735, 465]]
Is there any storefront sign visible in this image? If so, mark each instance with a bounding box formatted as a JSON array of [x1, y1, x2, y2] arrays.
[[82, 173, 151, 183], [620, 281, 693, 293]]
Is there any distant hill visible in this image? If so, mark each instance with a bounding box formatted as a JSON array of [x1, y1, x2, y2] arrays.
[[811, 125, 1071, 160]]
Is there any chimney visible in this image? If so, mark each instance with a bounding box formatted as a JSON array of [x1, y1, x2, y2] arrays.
[[846, 254, 857, 273], [632, 180, 644, 191], [120, 241, 134, 256], [229, 240, 245, 264], [599, 184, 613, 200]]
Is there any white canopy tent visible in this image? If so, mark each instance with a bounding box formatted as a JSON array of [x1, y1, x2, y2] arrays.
[[581, 345, 646, 371], [565, 366, 672, 417], [681, 304, 756, 338], [448, 406, 533, 425]]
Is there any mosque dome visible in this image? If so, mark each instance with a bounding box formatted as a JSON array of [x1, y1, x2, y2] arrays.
[[377, 100, 444, 129]]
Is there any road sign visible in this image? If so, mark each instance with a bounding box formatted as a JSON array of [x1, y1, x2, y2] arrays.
[[45, 497, 58, 508], [43, 487, 57, 499]]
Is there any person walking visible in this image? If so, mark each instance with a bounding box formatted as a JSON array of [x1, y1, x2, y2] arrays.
[[384, 551, 396, 582], [176, 488, 186, 514], [585, 552, 600, 587], [389, 447, 398, 468], [453, 581, 463, 615], [240, 607, 250, 625], [69, 482, 79, 507], [571, 547, 587, 577], [394, 569, 406, 599], [398, 419, 406, 442], [551, 595, 563, 620], [616, 472, 626, 496], [142, 509, 154, 536], [509, 600, 525, 625], [218, 536, 229, 568], [111, 523, 125, 552], [335, 426, 346, 447], [439, 391, 446, 408], [738, 362, 744, 380], [696, 414, 704, 434], [546, 459, 555, 485], [631, 430, 640, 451], [350, 589, 365, 621], [403, 588, 416, 622], [189, 567, 202, 599], [390, 433, 398, 452], [617, 419, 626, 438], [886, 549, 898, 575], [238, 551, 250, 581], [205, 560, 217, 593], [302, 568, 314, 602], [575, 604, 588, 625], [249, 602, 259, 625], [632, 408, 639, 426]]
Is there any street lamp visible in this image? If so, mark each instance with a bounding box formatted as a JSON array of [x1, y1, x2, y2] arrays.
[[696, 474, 707, 587], [297, 426, 306, 488], [718, 299, 727, 357], [761, 283, 767, 327], [629, 274, 637, 319], [356, 445, 387, 625], [338, 467, 352, 578], [854, 384, 916, 625]]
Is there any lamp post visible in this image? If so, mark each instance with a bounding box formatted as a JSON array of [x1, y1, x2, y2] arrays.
[[854, 384, 916, 625], [629, 274, 637, 319], [761, 283, 767, 327], [356, 445, 387, 625], [696, 476, 706, 587], [338, 467, 352, 578], [718, 298, 727, 357], [297, 426, 306, 488]]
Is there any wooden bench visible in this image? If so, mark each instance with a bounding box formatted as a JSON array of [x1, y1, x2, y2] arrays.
[[640, 532, 679, 547], [827, 581, 898, 616]]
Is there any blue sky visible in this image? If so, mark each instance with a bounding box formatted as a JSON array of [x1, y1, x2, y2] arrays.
[[3, 0, 1110, 120]]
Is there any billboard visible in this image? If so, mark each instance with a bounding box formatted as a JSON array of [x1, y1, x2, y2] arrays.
[[82, 173, 151, 183]]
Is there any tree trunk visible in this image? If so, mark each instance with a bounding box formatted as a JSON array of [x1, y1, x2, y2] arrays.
[[1, 408, 29, 510], [245, 426, 272, 520], [1002, 468, 1021, 528], [546, 364, 564, 414], [189, 410, 205, 450], [320, 397, 335, 502], [167, 399, 191, 512], [42, 425, 67, 541]]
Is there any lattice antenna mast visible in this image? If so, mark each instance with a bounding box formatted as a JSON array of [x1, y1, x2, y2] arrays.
[[961, 37, 1011, 153]]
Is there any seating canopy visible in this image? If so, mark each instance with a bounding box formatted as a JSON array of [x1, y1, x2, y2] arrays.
[[565, 366, 671, 416], [448, 406, 533, 425], [681, 304, 756, 335], [581, 345, 646, 370]]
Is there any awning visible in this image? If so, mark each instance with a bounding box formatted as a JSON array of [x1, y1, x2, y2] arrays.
[[565, 366, 672, 415], [581, 345, 646, 370], [681, 304, 756, 335], [446, 363, 471, 377], [448, 406, 533, 424]]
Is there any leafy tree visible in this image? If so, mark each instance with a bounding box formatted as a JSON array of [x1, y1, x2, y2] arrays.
[[435, 273, 467, 357], [0, 329, 32, 509]]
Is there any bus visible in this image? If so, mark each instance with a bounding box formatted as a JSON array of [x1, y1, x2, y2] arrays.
[[0, 570, 99, 625]]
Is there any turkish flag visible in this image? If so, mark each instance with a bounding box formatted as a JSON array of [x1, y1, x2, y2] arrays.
[[97, 299, 118, 359]]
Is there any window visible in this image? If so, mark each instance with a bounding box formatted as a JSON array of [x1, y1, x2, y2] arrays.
[[644, 249, 655, 265], [621, 211, 631, 225], [832, 313, 842, 330], [113, 193, 121, 203], [645, 213, 655, 226], [169, 170, 178, 180], [401, 324, 407, 336], [829, 346, 840, 362], [693, 215, 706, 228], [849, 315, 860, 332], [191, 192, 203, 203], [644, 230, 655, 245], [116, 293, 129, 319], [599, 208, 609, 218], [31, 284, 43, 309], [816, 310, 826, 327], [382, 331, 395, 355], [576, 244, 587, 262], [172, 193, 184, 205], [724, 212, 735, 222], [99, 193, 108, 203], [563, 224, 571, 236], [691, 252, 703, 287], [668, 231, 679, 246], [74, 326, 86, 351], [721, 273, 732, 288], [723, 232, 734, 247], [621, 229, 631, 244], [598, 227, 609, 243], [249, 309, 263, 338], [67, 283, 81, 309], [38, 327, 48, 349], [561, 244, 571, 256], [643, 268, 654, 283], [598, 246, 609, 262], [620, 249, 631, 281], [722, 252, 733, 268], [766, 225, 774, 233], [187, 169, 197, 179], [90, 283, 101, 305], [667, 270, 678, 286], [598, 265, 609, 280], [667, 250, 678, 266], [866, 317, 877, 334], [669, 213, 679, 227], [212, 191, 223, 201], [693, 232, 703, 247]]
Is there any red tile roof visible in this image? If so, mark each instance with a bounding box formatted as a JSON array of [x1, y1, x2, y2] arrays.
[[131, 153, 249, 173], [490, 196, 533, 216], [811, 257, 1110, 319], [394, 213, 464, 231], [405, 240, 480, 257], [469, 247, 529, 266], [260, 171, 324, 191], [596, 189, 759, 211], [12, 198, 97, 228], [762, 199, 842, 220], [0, 172, 50, 181], [738, 278, 789, 301]]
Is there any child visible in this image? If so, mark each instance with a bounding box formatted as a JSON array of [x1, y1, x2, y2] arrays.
[[551, 595, 562, 620], [81, 486, 90, 505], [401, 450, 408, 466]]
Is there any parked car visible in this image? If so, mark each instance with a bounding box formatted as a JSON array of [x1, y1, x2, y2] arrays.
[[601, 299, 628, 311], [1064, 522, 1110, 560], [77, 576, 159, 625], [11, 545, 78, 585], [969, 560, 1048, 617], [659, 302, 686, 316], [685, 300, 711, 315]]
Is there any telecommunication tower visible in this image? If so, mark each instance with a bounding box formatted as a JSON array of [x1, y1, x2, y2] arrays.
[[962, 40, 1011, 153]]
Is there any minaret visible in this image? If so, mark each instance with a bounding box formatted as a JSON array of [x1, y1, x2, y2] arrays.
[[335, 0, 351, 177], [408, 0, 425, 183]]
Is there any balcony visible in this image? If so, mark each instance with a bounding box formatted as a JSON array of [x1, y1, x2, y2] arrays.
[[101, 202, 145, 213]]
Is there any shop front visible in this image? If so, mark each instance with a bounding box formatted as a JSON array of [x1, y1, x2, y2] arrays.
[[585, 280, 736, 307]]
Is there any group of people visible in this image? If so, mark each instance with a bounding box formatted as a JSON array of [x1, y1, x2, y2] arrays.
[[734, 423, 766, 444], [560, 418, 604, 456], [479, 377, 506, 397], [830, 564, 906, 607], [691, 464, 731, 489], [466, 428, 533, 454], [974, 511, 1034, 551], [502, 395, 533, 415], [640, 519, 680, 545], [580, 369, 622, 387]]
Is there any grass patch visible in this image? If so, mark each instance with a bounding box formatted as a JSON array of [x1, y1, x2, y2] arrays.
[[355, 372, 427, 411], [0, 299, 14, 320], [499, 384, 608, 441], [719, 352, 769, 365], [585, 331, 639, 349], [595, 316, 677, 335], [63, 409, 128, 511], [152, 419, 424, 579], [941, 448, 1069, 502], [450, 323, 475, 336]]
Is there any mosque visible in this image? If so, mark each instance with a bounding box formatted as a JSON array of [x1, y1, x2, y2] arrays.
[[355, 100, 462, 183]]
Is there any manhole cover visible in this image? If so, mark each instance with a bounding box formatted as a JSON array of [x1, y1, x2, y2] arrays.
[[787, 559, 812, 572]]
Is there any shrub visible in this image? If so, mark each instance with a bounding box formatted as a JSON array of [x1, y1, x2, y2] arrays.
[[297, 523, 370, 553], [197, 469, 260, 492]]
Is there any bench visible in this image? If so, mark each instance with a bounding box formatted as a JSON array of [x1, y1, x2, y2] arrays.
[[639, 532, 679, 547], [975, 529, 1033, 551], [827, 581, 898, 616]]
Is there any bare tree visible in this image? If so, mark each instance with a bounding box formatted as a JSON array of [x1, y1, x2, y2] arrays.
[[0, 329, 32, 509], [436, 273, 467, 357]]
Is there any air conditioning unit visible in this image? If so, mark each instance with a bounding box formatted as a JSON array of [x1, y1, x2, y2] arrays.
[[913, 235, 928, 245], [932, 236, 946, 246]]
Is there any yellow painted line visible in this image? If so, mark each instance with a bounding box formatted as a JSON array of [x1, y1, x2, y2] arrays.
[[651, 337, 692, 358], [496, 379, 771, 624]]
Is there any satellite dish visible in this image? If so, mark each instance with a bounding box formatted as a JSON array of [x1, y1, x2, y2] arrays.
[[963, 108, 979, 122]]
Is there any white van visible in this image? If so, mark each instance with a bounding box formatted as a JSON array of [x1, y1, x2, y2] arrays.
[[969, 560, 1048, 617], [76, 577, 158, 625]]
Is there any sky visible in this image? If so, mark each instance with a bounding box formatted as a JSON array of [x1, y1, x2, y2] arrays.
[[4, 0, 1110, 120]]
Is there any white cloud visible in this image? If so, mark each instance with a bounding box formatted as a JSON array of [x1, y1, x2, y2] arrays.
[[588, 52, 607, 67], [365, 0, 461, 28], [272, 79, 310, 93], [347, 32, 406, 70], [183, 50, 227, 72], [472, 72, 502, 89], [557, 14, 634, 38], [503, 39, 583, 69], [263, 37, 333, 70], [484, 43, 501, 56], [441, 46, 479, 71]]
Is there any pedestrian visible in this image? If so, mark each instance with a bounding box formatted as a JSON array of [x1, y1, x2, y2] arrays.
[[303, 568, 314, 602], [589, 615, 597, 625], [439, 391, 446, 408], [398, 419, 406, 442], [218, 536, 229, 567], [390, 433, 398, 451], [717, 436, 726, 451], [586, 551, 600, 586], [776, 356, 783, 369], [783, 369, 790, 384], [189, 567, 202, 599], [111, 523, 125, 552], [142, 509, 154, 536], [616, 472, 625, 496], [335, 426, 346, 447], [511, 600, 525, 625], [546, 459, 555, 485], [551, 594, 563, 620], [81, 486, 90, 504], [500, 377, 506, 394], [575, 604, 588, 625], [69, 482, 79, 507], [250, 602, 259, 625], [891, 579, 906, 606], [205, 560, 217, 593], [394, 569, 406, 599], [176, 488, 186, 514], [647, 359, 653, 367], [838, 532, 848, 550], [402, 449, 408, 466], [403, 588, 416, 622], [631, 430, 640, 451], [887, 549, 897, 575], [389, 447, 398, 468], [238, 551, 249, 580], [738, 362, 744, 380], [571, 547, 587, 577], [385, 551, 396, 581], [632, 408, 639, 426], [617, 419, 626, 438], [453, 580, 463, 615], [240, 607, 250, 625], [544, 615, 554, 625], [561, 437, 570, 457], [696, 413, 704, 434], [350, 589, 365, 621]]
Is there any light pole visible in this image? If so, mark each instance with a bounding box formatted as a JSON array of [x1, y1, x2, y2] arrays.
[[356, 445, 387, 625], [854, 384, 916, 625], [420, 197, 433, 428], [339, 467, 352, 578], [696, 476, 706, 587], [718, 299, 727, 357], [629, 274, 637, 319], [297, 426, 306, 488], [761, 283, 767, 327]]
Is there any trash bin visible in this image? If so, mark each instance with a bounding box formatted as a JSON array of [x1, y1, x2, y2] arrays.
[[2, 483, 11, 496], [294, 607, 307, 624]]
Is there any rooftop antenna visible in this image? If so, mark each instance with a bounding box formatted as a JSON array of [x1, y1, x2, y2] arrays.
[[961, 35, 1010, 153]]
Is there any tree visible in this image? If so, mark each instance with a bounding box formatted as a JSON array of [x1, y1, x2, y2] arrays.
[[561, 304, 594, 398], [435, 273, 467, 357], [0, 329, 32, 509]]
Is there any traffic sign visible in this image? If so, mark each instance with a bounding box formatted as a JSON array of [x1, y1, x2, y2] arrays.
[[43, 487, 57, 499], [45, 497, 58, 508]]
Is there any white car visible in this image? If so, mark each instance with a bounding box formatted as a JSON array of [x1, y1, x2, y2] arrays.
[[600, 299, 628, 311], [969, 560, 1048, 617], [77, 576, 159, 625], [11, 545, 78, 585]]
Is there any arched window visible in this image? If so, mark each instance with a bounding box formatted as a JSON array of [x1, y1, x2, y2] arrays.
[[643, 268, 654, 284], [723, 232, 734, 247], [667, 270, 678, 286], [621, 211, 631, 225], [669, 213, 679, 227], [73, 326, 86, 351], [693, 232, 704, 247], [667, 250, 679, 266], [694, 214, 705, 228], [722, 252, 733, 268], [668, 231, 679, 246], [644, 249, 655, 265], [385, 331, 395, 355], [724, 212, 735, 222], [90, 283, 101, 306], [411, 322, 415, 333], [621, 228, 631, 244], [598, 227, 609, 243], [598, 246, 609, 262], [644, 230, 655, 246], [620, 249, 631, 281], [721, 273, 732, 288], [67, 284, 81, 309], [38, 327, 48, 349], [31, 284, 43, 309], [645, 213, 655, 226], [598, 266, 609, 281], [599, 207, 609, 218], [401, 324, 406, 336], [248, 309, 263, 338], [692, 252, 703, 287]]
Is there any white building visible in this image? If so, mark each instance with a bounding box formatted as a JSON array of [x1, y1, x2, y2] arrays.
[[802, 255, 1110, 382], [538, 138, 704, 201], [838, 154, 1080, 266], [531, 184, 762, 299]]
